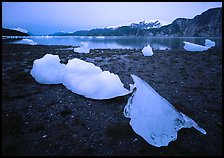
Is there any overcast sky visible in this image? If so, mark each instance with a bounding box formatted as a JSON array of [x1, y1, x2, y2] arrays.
[[2, 2, 222, 35]]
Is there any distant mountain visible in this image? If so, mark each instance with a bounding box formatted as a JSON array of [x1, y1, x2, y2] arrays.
[[148, 7, 222, 37], [48, 31, 72, 36], [49, 7, 222, 37], [2, 28, 30, 36], [48, 20, 168, 36], [11, 27, 28, 34]]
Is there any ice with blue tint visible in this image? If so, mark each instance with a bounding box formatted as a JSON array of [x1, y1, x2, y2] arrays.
[[183, 39, 215, 52], [30, 54, 65, 84], [204, 39, 215, 47], [30, 54, 131, 99], [142, 44, 153, 56], [124, 75, 206, 147], [74, 42, 90, 54]]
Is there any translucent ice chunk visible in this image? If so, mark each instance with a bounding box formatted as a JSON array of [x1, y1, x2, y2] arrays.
[[124, 74, 206, 147], [183, 39, 215, 52], [74, 42, 90, 53]]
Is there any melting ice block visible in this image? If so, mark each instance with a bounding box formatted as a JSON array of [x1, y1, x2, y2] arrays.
[[204, 39, 215, 48], [63, 58, 131, 99], [142, 45, 153, 56], [183, 39, 215, 52], [30, 54, 131, 99], [30, 54, 66, 84], [74, 42, 90, 53], [124, 75, 206, 147]]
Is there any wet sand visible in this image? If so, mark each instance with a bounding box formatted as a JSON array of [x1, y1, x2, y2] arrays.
[[2, 44, 222, 156]]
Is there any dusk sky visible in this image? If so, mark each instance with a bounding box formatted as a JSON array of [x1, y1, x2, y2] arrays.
[[2, 2, 222, 35]]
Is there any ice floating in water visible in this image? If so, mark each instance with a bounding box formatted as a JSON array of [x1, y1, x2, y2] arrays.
[[74, 42, 90, 54], [18, 39, 37, 45], [124, 75, 206, 147], [183, 39, 215, 52], [30, 54, 131, 99], [142, 45, 153, 56]]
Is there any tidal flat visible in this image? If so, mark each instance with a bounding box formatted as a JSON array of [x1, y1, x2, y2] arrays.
[[2, 44, 222, 156]]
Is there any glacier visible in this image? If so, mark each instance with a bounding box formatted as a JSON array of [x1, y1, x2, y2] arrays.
[[30, 54, 131, 99], [124, 75, 206, 147]]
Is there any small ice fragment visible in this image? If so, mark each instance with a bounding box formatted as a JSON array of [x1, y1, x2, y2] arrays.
[[142, 45, 153, 56], [183, 42, 208, 51], [74, 42, 90, 54], [183, 39, 215, 52], [205, 39, 215, 48]]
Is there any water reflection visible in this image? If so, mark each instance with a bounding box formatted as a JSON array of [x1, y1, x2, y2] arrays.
[[2, 36, 222, 50]]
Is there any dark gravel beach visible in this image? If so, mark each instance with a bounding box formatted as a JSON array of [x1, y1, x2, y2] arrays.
[[2, 44, 222, 156]]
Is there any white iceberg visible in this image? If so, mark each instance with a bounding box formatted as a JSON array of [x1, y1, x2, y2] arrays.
[[30, 54, 65, 84], [30, 54, 131, 99], [74, 42, 90, 54], [124, 75, 206, 147], [183, 39, 215, 52], [142, 45, 153, 56]]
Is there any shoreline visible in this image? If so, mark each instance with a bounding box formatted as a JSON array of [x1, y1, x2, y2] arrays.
[[2, 44, 222, 156]]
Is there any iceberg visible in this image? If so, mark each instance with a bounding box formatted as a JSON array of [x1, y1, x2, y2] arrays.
[[183, 39, 215, 52], [30, 54, 131, 99], [74, 42, 90, 54], [142, 45, 153, 56], [124, 75, 206, 147]]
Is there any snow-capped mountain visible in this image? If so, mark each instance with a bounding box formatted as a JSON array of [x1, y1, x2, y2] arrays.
[[11, 27, 28, 33], [106, 20, 169, 29], [49, 7, 222, 37]]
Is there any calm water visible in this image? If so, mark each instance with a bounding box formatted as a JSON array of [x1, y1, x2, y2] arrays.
[[2, 36, 222, 50]]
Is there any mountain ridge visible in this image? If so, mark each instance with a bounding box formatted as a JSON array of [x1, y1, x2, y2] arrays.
[[2, 7, 221, 37], [2, 28, 30, 36], [48, 7, 222, 37]]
